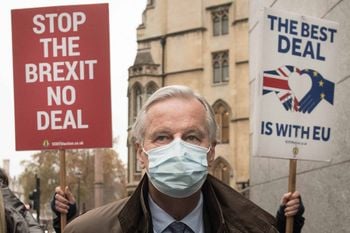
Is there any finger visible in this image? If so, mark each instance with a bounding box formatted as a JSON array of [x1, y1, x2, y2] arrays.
[[286, 192, 300, 203], [285, 199, 300, 216], [54, 199, 69, 214], [64, 186, 76, 204], [285, 198, 300, 208], [281, 192, 292, 205], [302, 97, 313, 112], [55, 201, 69, 211], [307, 100, 318, 113], [54, 186, 65, 195], [55, 192, 69, 205], [304, 95, 313, 105], [299, 94, 311, 106], [290, 191, 300, 199], [285, 208, 298, 217], [302, 100, 312, 113], [285, 202, 299, 211]]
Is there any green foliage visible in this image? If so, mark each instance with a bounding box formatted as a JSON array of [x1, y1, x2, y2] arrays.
[[19, 148, 127, 213]]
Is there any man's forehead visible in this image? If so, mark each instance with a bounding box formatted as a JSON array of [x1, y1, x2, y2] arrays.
[[146, 98, 206, 118], [144, 97, 208, 133], [147, 95, 205, 109]]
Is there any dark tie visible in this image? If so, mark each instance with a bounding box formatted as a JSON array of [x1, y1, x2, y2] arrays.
[[162, 221, 194, 233]]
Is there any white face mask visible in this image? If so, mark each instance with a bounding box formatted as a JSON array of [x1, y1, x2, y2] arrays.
[[143, 138, 210, 198]]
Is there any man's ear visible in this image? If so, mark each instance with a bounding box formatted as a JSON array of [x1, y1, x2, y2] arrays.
[[136, 143, 147, 169], [207, 141, 216, 167]]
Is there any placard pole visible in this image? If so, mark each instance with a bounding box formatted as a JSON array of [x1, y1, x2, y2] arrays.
[[59, 149, 67, 231], [286, 159, 297, 233]]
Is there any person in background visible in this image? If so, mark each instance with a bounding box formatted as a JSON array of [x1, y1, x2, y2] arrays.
[[0, 168, 43, 233], [0, 187, 6, 233]]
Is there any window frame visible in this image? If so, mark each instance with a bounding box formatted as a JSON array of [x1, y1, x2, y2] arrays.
[[212, 51, 229, 84], [211, 6, 230, 36]]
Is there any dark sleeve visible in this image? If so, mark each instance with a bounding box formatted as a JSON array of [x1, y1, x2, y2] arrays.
[[24, 211, 44, 233], [276, 198, 305, 233], [2, 186, 43, 233], [51, 193, 77, 233]]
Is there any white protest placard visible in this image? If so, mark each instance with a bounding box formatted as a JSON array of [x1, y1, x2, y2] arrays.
[[253, 8, 339, 162]]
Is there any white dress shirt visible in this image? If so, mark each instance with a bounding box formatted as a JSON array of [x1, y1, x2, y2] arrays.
[[148, 193, 204, 233]]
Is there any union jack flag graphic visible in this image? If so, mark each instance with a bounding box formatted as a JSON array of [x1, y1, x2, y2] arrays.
[[262, 65, 300, 111]]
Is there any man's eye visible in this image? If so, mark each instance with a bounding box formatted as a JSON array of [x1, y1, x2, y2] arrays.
[[185, 135, 200, 144], [154, 135, 170, 143], [156, 136, 166, 141]]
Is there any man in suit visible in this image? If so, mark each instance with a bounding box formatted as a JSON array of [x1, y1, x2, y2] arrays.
[[63, 85, 302, 233]]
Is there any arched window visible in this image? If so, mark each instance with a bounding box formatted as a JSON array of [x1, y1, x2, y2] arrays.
[[212, 51, 229, 84], [213, 101, 230, 143], [211, 6, 230, 36], [133, 84, 143, 119], [146, 82, 158, 100], [211, 157, 232, 185]]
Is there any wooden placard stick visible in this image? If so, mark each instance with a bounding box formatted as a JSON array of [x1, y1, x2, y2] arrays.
[[60, 149, 67, 231], [286, 159, 297, 233]]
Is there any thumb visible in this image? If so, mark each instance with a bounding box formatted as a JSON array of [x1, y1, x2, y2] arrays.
[[281, 192, 292, 206]]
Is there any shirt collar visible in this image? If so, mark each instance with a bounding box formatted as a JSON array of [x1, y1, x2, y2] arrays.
[[148, 193, 204, 233]]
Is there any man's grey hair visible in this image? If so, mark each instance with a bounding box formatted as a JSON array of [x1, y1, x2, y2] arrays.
[[131, 85, 217, 144]]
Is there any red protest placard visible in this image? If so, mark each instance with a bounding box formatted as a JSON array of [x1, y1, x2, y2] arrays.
[[12, 3, 112, 150]]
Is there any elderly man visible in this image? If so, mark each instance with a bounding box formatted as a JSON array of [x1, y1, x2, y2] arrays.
[[63, 85, 302, 233]]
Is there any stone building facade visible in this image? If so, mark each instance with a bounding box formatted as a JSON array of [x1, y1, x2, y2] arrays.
[[127, 0, 250, 195], [249, 1, 350, 232]]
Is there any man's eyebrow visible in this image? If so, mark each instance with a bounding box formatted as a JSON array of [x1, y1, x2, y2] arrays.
[[148, 128, 172, 136], [184, 129, 205, 137]]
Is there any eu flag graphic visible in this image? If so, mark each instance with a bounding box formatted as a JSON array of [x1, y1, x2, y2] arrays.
[[298, 69, 335, 113]]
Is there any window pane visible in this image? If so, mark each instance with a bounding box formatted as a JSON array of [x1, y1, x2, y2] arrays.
[[136, 95, 142, 113], [213, 161, 230, 185], [222, 127, 229, 143], [222, 165, 230, 184], [146, 84, 157, 99], [213, 62, 221, 83], [215, 112, 222, 142], [134, 87, 142, 117], [222, 61, 229, 82], [222, 111, 229, 126], [222, 15, 229, 35], [222, 111, 229, 143], [213, 17, 221, 36]]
